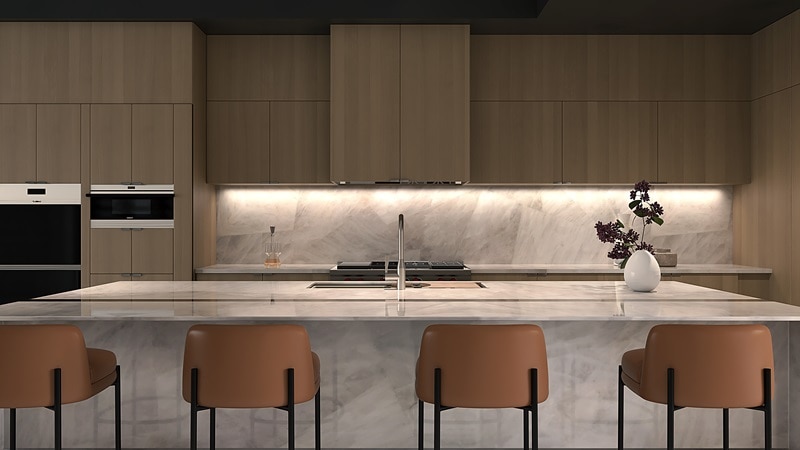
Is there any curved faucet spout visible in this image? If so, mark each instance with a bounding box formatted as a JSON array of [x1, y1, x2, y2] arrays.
[[398, 214, 405, 291]]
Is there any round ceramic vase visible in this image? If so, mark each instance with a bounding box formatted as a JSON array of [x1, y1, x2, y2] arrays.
[[623, 250, 661, 292]]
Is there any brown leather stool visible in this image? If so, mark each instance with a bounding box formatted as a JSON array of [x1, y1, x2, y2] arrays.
[[182, 324, 321, 450], [416, 324, 549, 450], [618, 324, 774, 450], [0, 324, 121, 450]]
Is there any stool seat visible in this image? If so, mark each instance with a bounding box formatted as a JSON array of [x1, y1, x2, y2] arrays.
[[87, 348, 118, 394], [620, 348, 644, 395]]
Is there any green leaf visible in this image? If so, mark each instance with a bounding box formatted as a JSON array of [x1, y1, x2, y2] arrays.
[[619, 256, 630, 269], [615, 219, 625, 227], [652, 217, 664, 226], [628, 200, 641, 209], [634, 209, 648, 217]]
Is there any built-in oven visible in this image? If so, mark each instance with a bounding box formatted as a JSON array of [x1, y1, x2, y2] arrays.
[[88, 185, 174, 228], [0, 184, 81, 303]]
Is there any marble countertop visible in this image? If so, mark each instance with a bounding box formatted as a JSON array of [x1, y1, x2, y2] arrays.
[[194, 263, 772, 275], [6, 280, 798, 322]]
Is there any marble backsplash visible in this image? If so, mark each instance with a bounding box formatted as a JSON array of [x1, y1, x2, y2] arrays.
[[216, 186, 733, 265]]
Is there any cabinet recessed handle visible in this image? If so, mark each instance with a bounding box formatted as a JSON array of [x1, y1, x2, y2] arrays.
[[130, 273, 143, 277]]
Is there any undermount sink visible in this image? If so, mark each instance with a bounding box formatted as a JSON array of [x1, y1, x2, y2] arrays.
[[307, 281, 486, 289]]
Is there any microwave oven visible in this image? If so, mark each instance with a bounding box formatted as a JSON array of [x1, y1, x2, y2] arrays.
[[88, 185, 174, 228]]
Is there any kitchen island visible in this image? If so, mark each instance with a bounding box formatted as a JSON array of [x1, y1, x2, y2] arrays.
[[2, 281, 799, 449]]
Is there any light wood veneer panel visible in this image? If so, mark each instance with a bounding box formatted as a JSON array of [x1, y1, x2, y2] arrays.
[[36, 104, 81, 183], [330, 25, 400, 183], [0, 104, 36, 183], [657, 102, 750, 184], [90, 22, 193, 103], [0, 23, 92, 103], [207, 101, 270, 183], [562, 102, 658, 183], [667, 275, 739, 294], [470, 102, 562, 183], [174, 104, 193, 280], [752, 15, 793, 99], [132, 104, 174, 184], [791, 86, 800, 306], [400, 25, 470, 183], [132, 229, 173, 274], [270, 101, 330, 183], [792, 11, 800, 87], [90, 104, 132, 185], [90, 228, 132, 274], [207, 35, 330, 101], [471, 35, 749, 102]]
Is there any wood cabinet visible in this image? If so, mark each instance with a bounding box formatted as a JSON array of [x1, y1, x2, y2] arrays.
[[562, 102, 658, 183], [330, 24, 469, 183], [470, 102, 562, 183], [90, 228, 174, 285], [0, 104, 80, 183], [657, 102, 750, 184], [195, 273, 328, 281], [270, 101, 330, 183], [90, 104, 174, 184], [0, 104, 36, 183], [207, 101, 270, 183], [330, 25, 400, 183]]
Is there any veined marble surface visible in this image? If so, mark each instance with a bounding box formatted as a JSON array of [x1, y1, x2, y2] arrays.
[[2, 281, 797, 449], [194, 263, 772, 275], [19, 281, 800, 322], [215, 186, 733, 265]]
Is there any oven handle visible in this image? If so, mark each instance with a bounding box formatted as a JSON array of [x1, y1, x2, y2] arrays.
[[86, 192, 174, 197]]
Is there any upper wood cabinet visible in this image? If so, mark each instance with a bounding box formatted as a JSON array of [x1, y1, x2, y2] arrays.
[[90, 104, 174, 185], [207, 35, 330, 101], [400, 25, 470, 183], [562, 102, 658, 184], [207, 101, 270, 184], [470, 102, 562, 183], [752, 14, 793, 99], [0, 105, 36, 183], [331, 24, 469, 183], [0, 104, 80, 183], [330, 25, 401, 182], [270, 101, 330, 183], [658, 102, 750, 184]]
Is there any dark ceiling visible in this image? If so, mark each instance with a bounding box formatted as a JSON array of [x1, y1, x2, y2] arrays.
[[1, 0, 798, 35]]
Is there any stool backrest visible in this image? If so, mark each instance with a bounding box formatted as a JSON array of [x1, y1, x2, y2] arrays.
[[182, 324, 316, 408], [416, 324, 548, 408], [640, 324, 774, 408], [0, 324, 92, 407]]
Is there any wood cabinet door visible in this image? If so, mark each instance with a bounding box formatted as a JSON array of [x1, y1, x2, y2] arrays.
[[132, 104, 174, 184], [37, 104, 81, 183], [330, 25, 400, 183], [562, 102, 658, 183], [90, 104, 132, 184], [131, 228, 173, 274], [207, 101, 270, 183], [471, 102, 562, 183], [657, 102, 750, 183], [0, 104, 36, 183], [90, 274, 129, 286], [270, 101, 330, 183], [90, 228, 132, 274], [400, 25, 470, 183]]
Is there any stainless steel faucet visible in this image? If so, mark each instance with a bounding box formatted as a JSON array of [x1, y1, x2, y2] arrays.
[[398, 214, 405, 290]]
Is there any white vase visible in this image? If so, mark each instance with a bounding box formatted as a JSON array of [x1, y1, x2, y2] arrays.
[[624, 250, 661, 292]]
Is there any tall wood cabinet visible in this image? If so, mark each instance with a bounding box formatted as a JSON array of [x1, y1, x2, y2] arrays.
[[330, 24, 469, 183], [90, 104, 174, 185], [0, 104, 81, 183]]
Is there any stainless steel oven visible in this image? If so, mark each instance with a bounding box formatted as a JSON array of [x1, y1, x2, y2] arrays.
[[88, 184, 174, 228], [0, 184, 81, 303]]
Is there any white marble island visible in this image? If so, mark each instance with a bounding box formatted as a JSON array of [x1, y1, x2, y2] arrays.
[[2, 281, 799, 449]]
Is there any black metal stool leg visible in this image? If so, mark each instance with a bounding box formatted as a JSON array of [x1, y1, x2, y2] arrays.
[[434, 368, 441, 450], [723, 408, 729, 450], [54, 368, 62, 450], [523, 408, 529, 450], [114, 365, 121, 450], [10, 408, 16, 450], [315, 387, 321, 450], [667, 368, 675, 450], [190, 368, 198, 450], [764, 368, 772, 450], [418, 399, 424, 450], [210, 408, 216, 450], [532, 368, 538, 450], [618, 365, 624, 450], [287, 368, 295, 450]]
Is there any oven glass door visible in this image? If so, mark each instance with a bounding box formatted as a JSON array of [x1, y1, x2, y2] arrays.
[[0, 204, 80, 265], [90, 194, 174, 220], [0, 269, 80, 304]]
